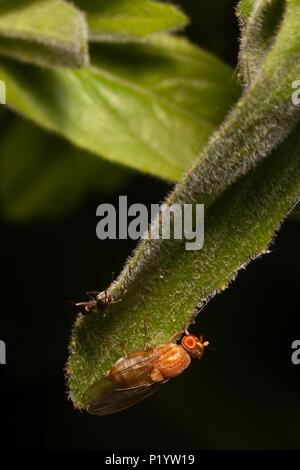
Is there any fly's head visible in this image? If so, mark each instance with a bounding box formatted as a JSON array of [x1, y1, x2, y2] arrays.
[[181, 334, 209, 359]]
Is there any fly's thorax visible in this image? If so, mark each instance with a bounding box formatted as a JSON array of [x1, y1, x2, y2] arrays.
[[151, 343, 191, 381]]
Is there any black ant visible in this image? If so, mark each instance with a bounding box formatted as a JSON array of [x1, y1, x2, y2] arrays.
[[74, 275, 126, 317]]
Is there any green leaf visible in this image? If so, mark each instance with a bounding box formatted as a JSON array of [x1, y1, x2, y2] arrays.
[[0, 0, 88, 68], [73, 0, 188, 42], [237, 0, 258, 20], [236, 0, 286, 86], [68, 122, 300, 408], [0, 113, 130, 221], [67, 0, 300, 407], [0, 34, 240, 181]]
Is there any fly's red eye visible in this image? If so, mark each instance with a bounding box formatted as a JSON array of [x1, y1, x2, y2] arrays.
[[108, 295, 112, 302], [182, 335, 197, 350]]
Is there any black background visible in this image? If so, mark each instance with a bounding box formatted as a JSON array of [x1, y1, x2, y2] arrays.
[[0, 0, 300, 450]]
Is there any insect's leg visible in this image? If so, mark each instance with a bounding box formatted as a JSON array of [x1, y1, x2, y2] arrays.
[[184, 322, 191, 335], [74, 301, 88, 309], [94, 289, 106, 301], [143, 318, 151, 350], [86, 291, 99, 299], [168, 329, 184, 344], [128, 351, 150, 359], [110, 289, 128, 305], [73, 302, 89, 315], [110, 298, 122, 304], [102, 272, 115, 297], [98, 289, 110, 317], [68, 299, 86, 312], [102, 333, 128, 357], [167, 309, 200, 343], [183, 306, 203, 334]]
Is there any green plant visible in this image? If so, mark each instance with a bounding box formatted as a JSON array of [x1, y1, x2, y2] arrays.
[[0, 0, 298, 409]]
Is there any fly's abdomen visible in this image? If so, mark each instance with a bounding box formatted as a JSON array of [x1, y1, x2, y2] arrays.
[[108, 354, 153, 388]]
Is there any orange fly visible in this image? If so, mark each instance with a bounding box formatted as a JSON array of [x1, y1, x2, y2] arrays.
[[83, 317, 209, 416]]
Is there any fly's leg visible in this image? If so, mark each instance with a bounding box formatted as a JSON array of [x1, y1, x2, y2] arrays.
[[143, 318, 151, 350], [167, 317, 193, 344], [102, 333, 128, 357], [184, 317, 193, 335], [183, 306, 204, 335], [182, 298, 213, 337], [168, 329, 184, 344], [167, 312, 197, 344]]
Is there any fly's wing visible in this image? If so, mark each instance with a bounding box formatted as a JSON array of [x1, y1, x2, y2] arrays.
[[82, 353, 167, 416], [85, 380, 164, 416]]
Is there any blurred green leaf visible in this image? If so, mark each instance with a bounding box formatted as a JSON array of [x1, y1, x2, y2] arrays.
[[0, 34, 240, 181], [68, 0, 300, 407], [74, 0, 187, 42], [0, 0, 88, 68], [0, 113, 130, 221]]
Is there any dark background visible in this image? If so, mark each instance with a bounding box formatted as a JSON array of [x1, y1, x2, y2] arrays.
[[1, 0, 300, 450]]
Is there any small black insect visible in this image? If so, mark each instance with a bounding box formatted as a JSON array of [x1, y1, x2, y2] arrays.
[[74, 274, 126, 317], [75, 288, 114, 317]]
